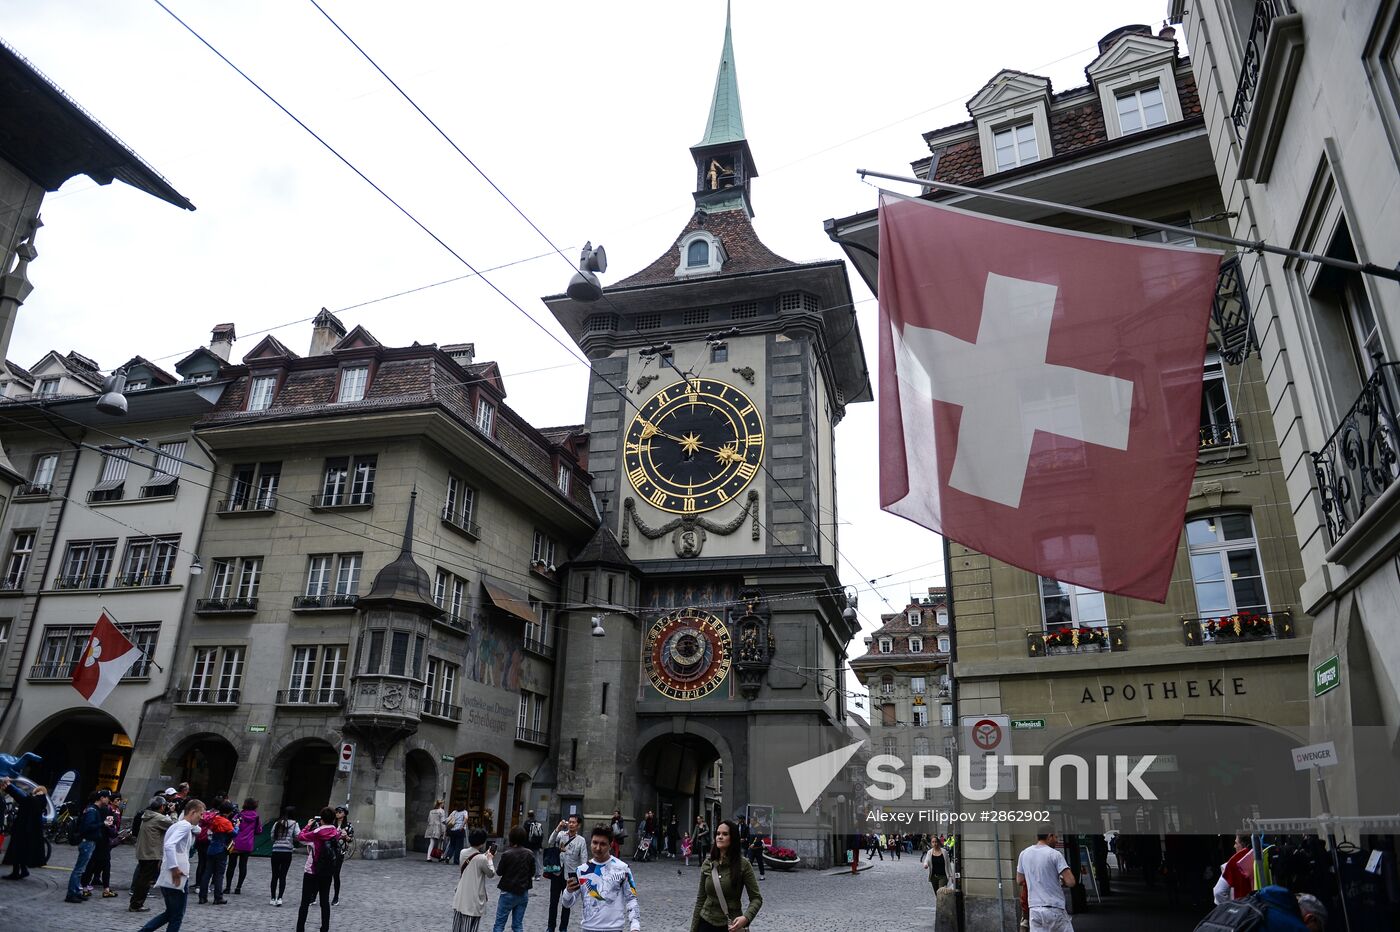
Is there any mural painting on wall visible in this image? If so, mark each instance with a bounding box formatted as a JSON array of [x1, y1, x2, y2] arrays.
[[465, 613, 524, 691], [644, 579, 742, 614]]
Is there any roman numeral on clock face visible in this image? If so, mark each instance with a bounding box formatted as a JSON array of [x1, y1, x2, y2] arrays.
[[628, 466, 647, 486], [648, 488, 668, 508]]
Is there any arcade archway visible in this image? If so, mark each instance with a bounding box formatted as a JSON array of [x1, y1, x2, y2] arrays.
[[277, 739, 337, 822], [404, 749, 438, 853], [636, 732, 722, 843], [163, 734, 238, 803], [21, 708, 130, 802]]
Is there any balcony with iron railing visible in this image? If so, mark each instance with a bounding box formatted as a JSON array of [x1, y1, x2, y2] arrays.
[[422, 699, 463, 722], [440, 504, 481, 541], [1199, 418, 1243, 451], [53, 574, 109, 591], [195, 597, 259, 615], [1181, 609, 1294, 646], [515, 726, 548, 747], [1026, 623, 1127, 658], [522, 633, 555, 659], [310, 490, 375, 511], [117, 571, 174, 588], [1313, 363, 1400, 547], [216, 496, 278, 516], [174, 687, 241, 706], [1231, 0, 1305, 181], [276, 688, 345, 707], [292, 593, 359, 612], [30, 658, 152, 681], [433, 609, 470, 634], [0, 576, 26, 594], [15, 483, 52, 499]]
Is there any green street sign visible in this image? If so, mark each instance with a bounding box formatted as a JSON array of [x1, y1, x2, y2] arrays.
[[248, 724, 267, 733], [1011, 718, 1045, 730], [1314, 656, 1341, 697]]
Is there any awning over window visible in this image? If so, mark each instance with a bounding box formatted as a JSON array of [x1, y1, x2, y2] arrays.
[[91, 478, 125, 492], [482, 578, 536, 624]]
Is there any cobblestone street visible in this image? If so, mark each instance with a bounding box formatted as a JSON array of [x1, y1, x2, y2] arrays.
[[0, 844, 939, 931]]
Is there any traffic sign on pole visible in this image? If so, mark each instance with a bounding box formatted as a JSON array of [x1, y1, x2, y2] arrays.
[[338, 742, 355, 773]]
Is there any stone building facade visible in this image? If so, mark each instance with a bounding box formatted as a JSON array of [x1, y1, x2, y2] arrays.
[[829, 23, 1314, 924], [1169, 0, 1400, 830]]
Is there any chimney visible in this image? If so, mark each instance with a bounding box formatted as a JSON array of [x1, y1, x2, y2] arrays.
[[209, 323, 236, 361], [442, 342, 476, 367], [309, 308, 347, 357], [1158, 21, 1177, 42]]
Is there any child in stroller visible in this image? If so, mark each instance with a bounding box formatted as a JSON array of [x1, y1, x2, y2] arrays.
[[633, 832, 654, 862]]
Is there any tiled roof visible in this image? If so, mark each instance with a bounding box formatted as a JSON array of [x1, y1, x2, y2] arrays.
[[201, 349, 595, 517], [612, 208, 797, 288], [570, 525, 632, 568], [3, 359, 33, 383], [930, 138, 983, 185], [539, 425, 585, 445], [850, 593, 949, 666]]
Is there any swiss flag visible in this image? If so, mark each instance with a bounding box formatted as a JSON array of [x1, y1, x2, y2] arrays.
[[71, 613, 141, 707], [877, 193, 1222, 602]]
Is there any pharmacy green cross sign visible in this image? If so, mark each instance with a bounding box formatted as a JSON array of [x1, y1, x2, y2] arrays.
[[1313, 655, 1340, 697]]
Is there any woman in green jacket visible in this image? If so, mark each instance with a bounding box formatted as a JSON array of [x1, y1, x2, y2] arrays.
[[691, 819, 762, 932]]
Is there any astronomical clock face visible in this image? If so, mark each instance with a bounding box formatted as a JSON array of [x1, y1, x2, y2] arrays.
[[623, 377, 764, 514], [643, 608, 732, 701]]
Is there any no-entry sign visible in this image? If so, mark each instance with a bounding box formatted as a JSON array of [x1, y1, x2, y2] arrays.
[[338, 742, 355, 773]]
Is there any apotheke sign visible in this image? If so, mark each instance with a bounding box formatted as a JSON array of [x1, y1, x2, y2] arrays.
[[1079, 676, 1247, 704]]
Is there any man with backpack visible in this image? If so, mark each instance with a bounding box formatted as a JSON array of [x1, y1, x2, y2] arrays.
[[1194, 885, 1311, 931], [524, 810, 545, 879]]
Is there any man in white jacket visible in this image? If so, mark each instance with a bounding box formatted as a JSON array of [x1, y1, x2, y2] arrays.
[[138, 798, 205, 932], [561, 825, 640, 932]]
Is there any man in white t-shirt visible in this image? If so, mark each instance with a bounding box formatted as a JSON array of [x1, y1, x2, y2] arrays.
[[1015, 830, 1076, 932]]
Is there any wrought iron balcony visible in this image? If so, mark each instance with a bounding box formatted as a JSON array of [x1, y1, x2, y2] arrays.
[[292, 593, 359, 612], [440, 505, 481, 540], [216, 496, 278, 515], [195, 597, 259, 615], [421, 699, 462, 722], [117, 571, 174, 588], [1313, 363, 1400, 546], [1, 576, 25, 592], [1199, 419, 1243, 449], [175, 688, 241, 705], [1027, 623, 1127, 657], [523, 634, 555, 659], [276, 688, 345, 706], [433, 610, 470, 633], [1181, 610, 1293, 646], [1231, 0, 1283, 135], [515, 726, 548, 747], [54, 574, 107, 590], [15, 483, 51, 498], [310, 490, 375, 510]]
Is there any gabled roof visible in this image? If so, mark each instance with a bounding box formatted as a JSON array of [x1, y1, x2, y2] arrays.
[[539, 425, 585, 446], [27, 349, 104, 389], [174, 345, 225, 377], [612, 208, 797, 288], [0, 38, 193, 210], [2, 359, 34, 385], [118, 355, 178, 386], [332, 324, 381, 352], [966, 68, 1052, 116], [241, 334, 298, 364], [570, 524, 633, 570]]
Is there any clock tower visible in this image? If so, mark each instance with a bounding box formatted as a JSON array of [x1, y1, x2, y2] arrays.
[[543, 5, 870, 860]]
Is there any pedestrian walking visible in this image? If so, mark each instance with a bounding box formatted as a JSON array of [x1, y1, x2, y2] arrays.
[[296, 807, 342, 932], [692, 817, 710, 864], [0, 777, 46, 880], [65, 790, 110, 903], [129, 797, 174, 912], [524, 809, 544, 877], [198, 800, 235, 904], [560, 824, 640, 932], [492, 826, 534, 932], [137, 798, 205, 932], [223, 797, 261, 895], [923, 838, 950, 893], [445, 805, 468, 865], [609, 810, 627, 859], [268, 806, 300, 906], [452, 829, 496, 932], [547, 814, 587, 932], [426, 799, 448, 862], [1015, 829, 1076, 932], [691, 820, 760, 932], [747, 831, 766, 880], [330, 806, 354, 906], [664, 816, 679, 859]]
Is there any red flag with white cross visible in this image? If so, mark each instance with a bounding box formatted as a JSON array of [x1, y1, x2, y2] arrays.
[[71, 613, 141, 707], [876, 192, 1221, 602]]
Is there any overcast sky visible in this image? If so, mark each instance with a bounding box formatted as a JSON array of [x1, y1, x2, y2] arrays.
[[3, 0, 1177, 649]]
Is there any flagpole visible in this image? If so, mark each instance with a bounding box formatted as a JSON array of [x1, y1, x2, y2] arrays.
[[100, 606, 164, 673], [856, 169, 1400, 284]]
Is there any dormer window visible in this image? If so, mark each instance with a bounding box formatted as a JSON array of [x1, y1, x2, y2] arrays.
[[993, 121, 1039, 171], [126, 380, 149, 392], [248, 375, 277, 412], [909, 636, 923, 653], [476, 398, 495, 435], [907, 610, 922, 626], [878, 638, 892, 654], [1115, 84, 1168, 134], [38, 378, 60, 397], [338, 365, 369, 402], [675, 232, 726, 279]]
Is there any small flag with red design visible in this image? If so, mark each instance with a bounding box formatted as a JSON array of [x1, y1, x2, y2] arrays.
[[71, 613, 141, 707]]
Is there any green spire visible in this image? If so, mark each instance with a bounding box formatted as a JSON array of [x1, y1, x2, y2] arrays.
[[697, 1, 746, 147]]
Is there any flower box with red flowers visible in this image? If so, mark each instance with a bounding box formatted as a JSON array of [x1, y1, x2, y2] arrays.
[[1206, 611, 1273, 640], [763, 846, 801, 870]]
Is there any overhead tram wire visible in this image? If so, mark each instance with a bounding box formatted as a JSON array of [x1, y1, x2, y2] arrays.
[[303, 3, 889, 616]]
